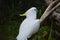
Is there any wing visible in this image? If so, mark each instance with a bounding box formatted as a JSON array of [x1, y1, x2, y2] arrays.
[[18, 19, 40, 38]]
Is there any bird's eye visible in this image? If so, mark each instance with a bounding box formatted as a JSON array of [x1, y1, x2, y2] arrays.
[[34, 9, 37, 11]]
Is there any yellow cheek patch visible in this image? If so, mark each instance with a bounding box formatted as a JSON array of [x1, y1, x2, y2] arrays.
[[19, 13, 26, 16]]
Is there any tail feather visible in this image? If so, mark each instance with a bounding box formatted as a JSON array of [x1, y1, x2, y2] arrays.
[[16, 35, 27, 40]]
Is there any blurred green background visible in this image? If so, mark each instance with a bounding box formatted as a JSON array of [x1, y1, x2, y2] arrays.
[[0, 0, 53, 40]]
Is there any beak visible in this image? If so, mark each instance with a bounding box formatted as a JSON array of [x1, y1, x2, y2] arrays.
[[19, 13, 26, 16]]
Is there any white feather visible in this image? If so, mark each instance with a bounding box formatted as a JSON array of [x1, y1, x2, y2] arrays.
[[16, 7, 40, 40]]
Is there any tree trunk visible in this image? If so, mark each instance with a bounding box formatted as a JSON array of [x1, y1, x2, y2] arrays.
[[44, 0, 60, 40]]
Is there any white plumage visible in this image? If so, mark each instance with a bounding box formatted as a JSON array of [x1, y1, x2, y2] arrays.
[[16, 7, 40, 40]]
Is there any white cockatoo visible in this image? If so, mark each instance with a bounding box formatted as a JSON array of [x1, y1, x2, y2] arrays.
[[16, 1, 60, 40], [16, 7, 40, 40]]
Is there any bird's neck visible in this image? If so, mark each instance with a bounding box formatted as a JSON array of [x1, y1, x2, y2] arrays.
[[26, 14, 36, 20]]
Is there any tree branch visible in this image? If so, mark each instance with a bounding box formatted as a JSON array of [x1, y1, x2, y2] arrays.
[[40, 1, 60, 23]]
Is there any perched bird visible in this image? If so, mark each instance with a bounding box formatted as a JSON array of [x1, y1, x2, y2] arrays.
[[16, 1, 58, 39], [16, 7, 40, 40], [16, 1, 59, 40]]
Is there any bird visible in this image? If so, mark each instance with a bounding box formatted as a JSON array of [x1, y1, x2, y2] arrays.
[[16, 7, 40, 40], [16, 1, 60, 40]]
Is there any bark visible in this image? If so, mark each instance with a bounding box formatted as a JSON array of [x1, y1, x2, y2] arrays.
[[44, 0, 59, 5], [40, 0, 60, 23], [44, 0, 54, 5], [44, 0, 60, 40]]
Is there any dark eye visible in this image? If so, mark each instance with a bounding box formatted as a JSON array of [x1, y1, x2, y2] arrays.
[[34, 9, 37, 12], [34, 9, 36, 11]]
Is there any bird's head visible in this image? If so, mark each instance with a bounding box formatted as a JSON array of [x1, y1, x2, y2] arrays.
[[20, 7, 38, 19]]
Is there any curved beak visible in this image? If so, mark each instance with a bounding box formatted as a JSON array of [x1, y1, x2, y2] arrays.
[[19, 13, 26, 16]]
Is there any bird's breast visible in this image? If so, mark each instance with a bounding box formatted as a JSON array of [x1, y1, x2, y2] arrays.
[[20, 19, 40, 30]]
